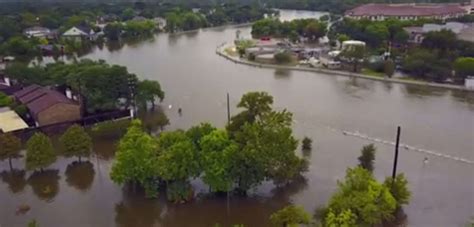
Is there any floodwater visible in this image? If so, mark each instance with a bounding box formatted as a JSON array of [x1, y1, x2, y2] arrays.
[[1, 10, 474, 227]]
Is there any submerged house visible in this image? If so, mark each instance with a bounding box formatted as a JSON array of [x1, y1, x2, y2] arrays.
[[13, 85, 81, 127], [62, 26, 97, 41]]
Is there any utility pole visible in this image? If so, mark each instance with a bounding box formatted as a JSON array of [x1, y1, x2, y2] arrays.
[[392, 126, 401, 180], [227, 93, 231, 124]]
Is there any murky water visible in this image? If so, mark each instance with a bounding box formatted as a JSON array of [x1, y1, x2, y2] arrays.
[[1, 10, 474, 227]]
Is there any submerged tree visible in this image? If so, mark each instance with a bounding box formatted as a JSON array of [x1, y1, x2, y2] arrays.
[[110, 120, 160, 198], [383, 173, 411, 208], [357, 144, 376, 172], [321, 167, 396, 226], [136, 80, 165, 110], [0, 133, 22, 170], [200, 130, 238, 193], [60, 124, 92, 162], [26, 133, 56, 171], [270, 205, 312, 227]]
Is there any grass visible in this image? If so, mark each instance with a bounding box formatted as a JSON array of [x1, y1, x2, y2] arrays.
[[361, 68, 385, 78], [224, 47, 239, 57]]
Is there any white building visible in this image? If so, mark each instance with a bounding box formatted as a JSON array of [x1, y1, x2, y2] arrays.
[[23, 26, 51, 38], [465, 76, 474, 89], [62, 26, 97, 41]]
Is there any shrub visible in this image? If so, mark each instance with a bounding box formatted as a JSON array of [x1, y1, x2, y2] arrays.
[[0, 92, 13, 107], [274, 52, 292, 64]]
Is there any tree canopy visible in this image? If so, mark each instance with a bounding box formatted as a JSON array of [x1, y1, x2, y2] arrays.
[[357, 144, 376, 172], [60, 124, 92, 161], [270, 205, 312, 227], [321, 167, 397, 226], [0, 133, 22, 169], [251, 18, 327, 42], [26, 133, 56, 171], [110, 120, 160, 197]]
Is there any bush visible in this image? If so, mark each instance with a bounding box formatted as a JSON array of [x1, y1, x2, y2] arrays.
[[0, 92, 13, 107], [274, 52, 292, 64], [90, 119, 131, 137], [13, 104, 28, 116]]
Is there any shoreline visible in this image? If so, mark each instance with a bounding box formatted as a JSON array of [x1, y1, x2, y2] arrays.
[[216, 43, 473, 92]]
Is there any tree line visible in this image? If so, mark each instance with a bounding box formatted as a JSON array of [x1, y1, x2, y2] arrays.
[[330, 18, 474, 83], [110, 91, 309, 201], [251, 18, 328, 42]]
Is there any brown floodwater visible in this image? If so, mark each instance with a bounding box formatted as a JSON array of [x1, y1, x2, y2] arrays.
[[1, 10, 474, 227]]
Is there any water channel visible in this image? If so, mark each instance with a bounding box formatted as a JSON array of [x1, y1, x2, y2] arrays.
[[1, 10, 473, 227]]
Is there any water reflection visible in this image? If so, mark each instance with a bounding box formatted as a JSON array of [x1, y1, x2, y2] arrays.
[[1, 169, 27, 193], [139, 108, 170, 134], [274, 69, 291, 79], [27, 170, 60, 202], [115, 187, 162, 227], [403, 84, 448, 98], [451, 89, 474, 107], [106, 41, 125, 52], [65, 161, 95, 192]]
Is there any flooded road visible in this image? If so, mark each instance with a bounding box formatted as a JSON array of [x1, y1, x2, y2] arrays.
[[1, 10, 473, 227]]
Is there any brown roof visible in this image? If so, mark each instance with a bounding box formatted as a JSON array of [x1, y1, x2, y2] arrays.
[[13, 85, 78, 119], [346, 4, 467, 17]]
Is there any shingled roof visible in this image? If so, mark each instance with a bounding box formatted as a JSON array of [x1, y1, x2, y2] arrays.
[[13, 85, 78, 119], [346, 3, 467, 17]]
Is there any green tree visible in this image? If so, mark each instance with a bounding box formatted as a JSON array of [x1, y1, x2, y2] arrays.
[[26, 133, 56, 171], [325, 209, 357, 227], [274, 52, 293, 64], [453, 57, 474, 83], [322, 167, 396, 226], [200, 130, 238, 192], [186, 122, 216, 149], [227, 91, 273, 136], [269, 205, 311, 227], [0, 91, 13, 107], [383, 174, 411, 208], [337, 34, 350, 46], [136, 80, 165, 109], [122, 7, 135, 21], [104, 22, 123, 41], [422, 29, 457, 54], [60, 124, 92, 162], [365, 23, 389, 47], [402, 48, 451, 82], [358, 144, 376, 172], [110, 120, 160, 197], [303, 20, 326, 42], [384, 59, 395, 78], [302, 137, 312, 151], [340, 44, 365, 72], [0, 133, 22, 170], [157, 131, 200, 181]]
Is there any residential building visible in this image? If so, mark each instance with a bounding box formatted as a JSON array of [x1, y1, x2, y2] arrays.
[[345, 3, 468, 21], [23, 26, 52, 38], [404, 22, 474, 43], [13, 85, 81, 126], [62, 26, 97, 41]]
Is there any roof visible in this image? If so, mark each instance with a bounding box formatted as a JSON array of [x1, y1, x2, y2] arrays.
[[0, 110, 29, 133], [63, 26, 93, 36], [346, 3, 467, 17], [13, 85, 78, 119], [24, 26, 50, 33]]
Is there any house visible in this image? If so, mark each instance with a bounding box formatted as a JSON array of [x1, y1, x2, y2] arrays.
[[62, 26, 97, 41], [13, 85, 81, 127], [404, 22, 474, 43], [23, 26, 52, 38], [345, 3, 468, 21]]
